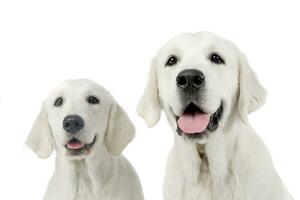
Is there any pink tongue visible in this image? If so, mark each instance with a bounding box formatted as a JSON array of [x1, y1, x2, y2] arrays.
[[177, 113, 210, 134], [67, 141, 84, 150]]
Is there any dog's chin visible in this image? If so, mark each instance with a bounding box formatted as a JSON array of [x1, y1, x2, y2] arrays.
[[174, 102, 223, 141], [64, 136, 97, 159]]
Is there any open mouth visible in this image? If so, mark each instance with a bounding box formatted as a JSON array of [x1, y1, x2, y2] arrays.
[[65, 137, 96, 156], [176, 102, 223, 138]]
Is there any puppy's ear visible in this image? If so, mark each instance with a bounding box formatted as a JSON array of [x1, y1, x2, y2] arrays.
[[26, 103, 54, 159], [105, 100, 135, 156], [137, 61, 161, 127], [238, 52, 267, 121]]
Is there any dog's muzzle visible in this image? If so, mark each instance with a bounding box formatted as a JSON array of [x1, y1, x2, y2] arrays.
[[62, 114, 97, 156], [175, 69, 223, 138]]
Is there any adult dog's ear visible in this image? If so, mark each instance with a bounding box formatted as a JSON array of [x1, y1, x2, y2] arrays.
[[137, 61, 161, 127], [26, 103, 54, 159], [238, 52, 267, 121], [105, 100, 135, 156]]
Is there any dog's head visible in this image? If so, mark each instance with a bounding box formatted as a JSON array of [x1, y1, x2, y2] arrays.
[[137, 32, 266, 144], [26, 79, 135, 159]]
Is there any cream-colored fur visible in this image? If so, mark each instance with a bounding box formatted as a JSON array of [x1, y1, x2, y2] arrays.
[[138, 32, 292, 200], [27, 79, 144, 200]]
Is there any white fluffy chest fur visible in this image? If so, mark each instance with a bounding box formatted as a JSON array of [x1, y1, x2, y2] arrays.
[[44, 151, 144, 200], [164, 141, 232, 200], [163, 123, 291, 200], [68, 162, 97, 199], [45, 157, 112, 200]]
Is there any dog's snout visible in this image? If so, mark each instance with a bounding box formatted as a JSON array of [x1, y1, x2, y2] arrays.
[[63, 115, 84, 134], [176, 69, 205, 91]]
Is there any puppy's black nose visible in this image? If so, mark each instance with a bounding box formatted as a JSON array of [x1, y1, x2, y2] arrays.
[[63, 115, 84, 134], [176, 69, 205, 91]]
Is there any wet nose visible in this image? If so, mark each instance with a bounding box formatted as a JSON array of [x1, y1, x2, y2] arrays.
[[63, 115, 84, 134], [176, 69, 205, 91]]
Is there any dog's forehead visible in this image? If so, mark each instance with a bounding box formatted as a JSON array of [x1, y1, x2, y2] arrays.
[[159, 32, 237, 56], [47, 79, 109, 101]]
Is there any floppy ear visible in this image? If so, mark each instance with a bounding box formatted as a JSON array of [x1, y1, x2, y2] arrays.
[[137, 61, 161, 127], [238, 52, 267, 121], [26, 103, 54, 159], [105, 101, 135, 156]]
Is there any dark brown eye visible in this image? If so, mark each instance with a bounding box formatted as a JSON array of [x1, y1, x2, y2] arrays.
[[165, 55, 178, 66], [54, 97, 63, 107], [87, 96, 100, 104], [209, 53, 225, 65]]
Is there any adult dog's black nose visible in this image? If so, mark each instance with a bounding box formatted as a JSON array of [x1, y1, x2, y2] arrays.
[[63, 115, 84, 134], [176, 69, 205, 91]]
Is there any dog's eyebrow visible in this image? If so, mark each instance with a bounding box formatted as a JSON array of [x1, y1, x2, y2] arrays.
[[85, 91, 99, 97], [204, 45, 217, 53], [166, 45, 181, 56]]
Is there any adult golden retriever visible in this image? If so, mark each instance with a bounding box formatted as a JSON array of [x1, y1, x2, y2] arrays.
[[138, 32, 292, 200]]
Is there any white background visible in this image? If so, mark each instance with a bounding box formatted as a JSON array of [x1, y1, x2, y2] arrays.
[[0, 0, 299, 199]]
